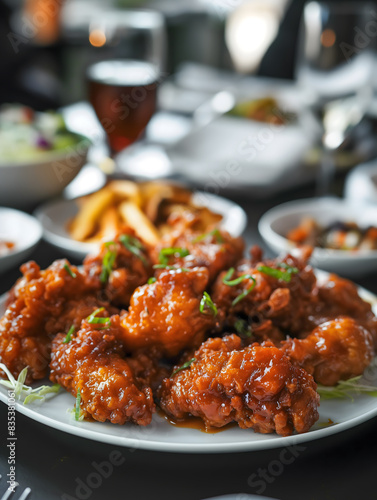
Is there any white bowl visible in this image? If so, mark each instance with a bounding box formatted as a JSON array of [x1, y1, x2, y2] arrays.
[[258, 197, 377, 277], [344, 159, 377, 204], [34, 192, 248, 261], [0, 134, 90, 210], [0, 208, 43, 274]]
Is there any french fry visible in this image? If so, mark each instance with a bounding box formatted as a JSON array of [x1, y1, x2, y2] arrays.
[[119, 201, 160, 245], [69, 188, 115, 241], [108, 180, 142, 207], [84, 207, 121, 243]]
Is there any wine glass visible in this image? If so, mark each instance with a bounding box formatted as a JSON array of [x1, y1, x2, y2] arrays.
[[86, 10, 165, 157], [295, 1, 376, 193]]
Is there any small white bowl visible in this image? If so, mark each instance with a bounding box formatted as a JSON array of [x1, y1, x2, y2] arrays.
[[0, 134, 90, 210], [0, 208, 43, 274], [258, 197, 377, 277]]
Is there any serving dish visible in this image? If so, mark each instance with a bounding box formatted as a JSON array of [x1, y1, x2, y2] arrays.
[[344, 159, 377, 205], [34, 192, 248, 260], [1, 275, 377, 453], [258, 197, 377, 276], [0, 208, 42, 274], [0, 133, 90, 210]]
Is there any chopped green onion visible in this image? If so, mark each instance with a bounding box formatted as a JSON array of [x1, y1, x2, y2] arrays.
[[158, 247, 190, 265], [86, 308, 111, 328], [234, 318, 253, 338], [100, 241, 117, 283], [222, 268, 256, 307], [171, 358, 196, 377], [63, 325, 75, 344], [64, 263, 77, 278], [199, 292, 218, 316], [153, 264, 190, 272], [147, 277, 157, 284], [317, 376, 377, 401], [257, 264, 298, 283], [120, 234, 148, 265], [192, 229, 224, 244], [75, 389, 82, 421]]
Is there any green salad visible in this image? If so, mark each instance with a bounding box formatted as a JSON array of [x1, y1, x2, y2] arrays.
[[0, 105, 81, 163]]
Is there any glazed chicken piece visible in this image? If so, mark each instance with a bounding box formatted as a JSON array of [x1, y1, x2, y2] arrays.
[[151, 228, 245, 284], [211, 253, 318, 341], [316, 274, 377, 350], [159, 335, 320, 436], [50, 314, 155, 426], [83, 230, 152, 307], [282, 317, 374, 386], [0, 260, 102, 383], [120, 267, 216, 357]]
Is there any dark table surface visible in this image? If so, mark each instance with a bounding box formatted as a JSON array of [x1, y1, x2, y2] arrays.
[[1, 180, 377, 500]]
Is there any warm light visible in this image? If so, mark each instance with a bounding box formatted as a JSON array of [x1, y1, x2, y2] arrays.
[[89, 29, 107, 48], [225, 3, 280, 73], [321, 29, 336, 48]]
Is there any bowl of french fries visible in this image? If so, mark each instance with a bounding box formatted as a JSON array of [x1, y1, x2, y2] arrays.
[[35, 180, 247, 259]]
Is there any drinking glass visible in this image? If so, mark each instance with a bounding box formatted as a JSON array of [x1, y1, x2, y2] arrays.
[[295, 1, 376, 193], [86, 10, 165, 155]]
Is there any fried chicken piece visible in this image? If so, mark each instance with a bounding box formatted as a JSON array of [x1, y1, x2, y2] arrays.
[[159, 335, 319, 436], [151, 228, 245, 284], [50, 314, 155, 426], [282, 317, 374, 386], [83, 230, 152, 307], [0, 260, 101, 383], [211, 253, 319, 340], [120, 267, 216, 357], [316, 274, 377, 350]]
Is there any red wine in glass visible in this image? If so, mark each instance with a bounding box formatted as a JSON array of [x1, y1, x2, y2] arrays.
[[87, 59, 158, 154]]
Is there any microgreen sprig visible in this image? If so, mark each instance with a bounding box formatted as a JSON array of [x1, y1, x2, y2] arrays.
[[317, 376, 377, 402], [0, 364, 60, 404]]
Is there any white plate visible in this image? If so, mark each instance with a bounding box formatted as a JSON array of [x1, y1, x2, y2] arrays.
[[0, 208, 42, 274], [1, 276, 377, 453], [34, 192, 248, 260], [258, 197, 377, 277]]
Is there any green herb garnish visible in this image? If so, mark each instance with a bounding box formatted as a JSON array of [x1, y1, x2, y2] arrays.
[[153, 264, 190, 272], [317, 376, 377, 401], [192, 229, 224, 244], [171, 358, 196, 377], [257, 263, 298, 283], [222, 267, 256, 307], [75, 389, 82, 421], [120, 234, 148, 265], [0, 364, 60, 404], [147, 277, 157, 284], [199, 292, 218, 316], [158, 247, 190, 265], [100, 241, 117, 283], [234, 318, 253, 338], [63, 325, 75, 344], [64, 263, 77, 278], [86, 307, 111, 328]]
